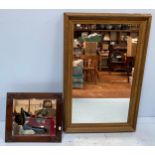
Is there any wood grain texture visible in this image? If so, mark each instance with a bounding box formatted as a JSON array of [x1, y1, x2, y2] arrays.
[[63, 13, 152, 133]]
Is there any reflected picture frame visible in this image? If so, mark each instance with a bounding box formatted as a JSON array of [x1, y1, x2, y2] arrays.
[[63, 13, 152, 133], [5, 93, 62, 142]]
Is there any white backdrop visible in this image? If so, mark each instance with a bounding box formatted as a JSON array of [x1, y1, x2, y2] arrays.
[[0, 9, 155, 121]]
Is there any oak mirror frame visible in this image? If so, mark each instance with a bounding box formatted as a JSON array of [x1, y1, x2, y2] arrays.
[[64, 13, 151, 133]]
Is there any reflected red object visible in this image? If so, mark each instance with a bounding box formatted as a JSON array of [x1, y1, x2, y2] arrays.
[[27, 117, 55, 136]]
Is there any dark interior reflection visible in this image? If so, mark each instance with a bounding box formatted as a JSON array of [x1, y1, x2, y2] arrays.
[[72, 24, 139, 98], [12, 99, 57, 136]]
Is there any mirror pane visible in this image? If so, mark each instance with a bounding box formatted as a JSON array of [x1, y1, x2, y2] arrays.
[[72, 23, 139, 123], [12, 98, 57, 136]]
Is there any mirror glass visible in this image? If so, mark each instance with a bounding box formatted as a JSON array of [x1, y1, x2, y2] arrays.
[[12, 98, 57, 136], [72, 23, 140, 123]]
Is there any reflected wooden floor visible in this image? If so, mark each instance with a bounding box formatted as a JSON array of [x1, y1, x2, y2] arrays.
[[72, 71, 131, 98]]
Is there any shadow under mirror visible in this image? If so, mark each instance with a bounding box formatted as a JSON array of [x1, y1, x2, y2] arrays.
[[72, 23, 139, 123], [12, 98, 57, 136]]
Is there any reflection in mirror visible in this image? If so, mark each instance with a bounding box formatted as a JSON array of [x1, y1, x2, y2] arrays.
[[72, 24, 139, 123], [12, 98, 57, 136]]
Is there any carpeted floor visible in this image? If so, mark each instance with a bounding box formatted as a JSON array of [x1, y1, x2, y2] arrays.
[[72, 71, 131, 98]]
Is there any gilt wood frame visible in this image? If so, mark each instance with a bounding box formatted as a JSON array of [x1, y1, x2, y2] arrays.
[[64, 13, 151, 133], [5, 92, 62, 142]]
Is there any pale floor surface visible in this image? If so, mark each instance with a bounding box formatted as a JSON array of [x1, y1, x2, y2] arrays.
[[0, 117, 155, 146]]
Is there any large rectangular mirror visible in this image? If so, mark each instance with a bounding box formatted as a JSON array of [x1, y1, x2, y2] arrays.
[[64, 13, 151, 132]]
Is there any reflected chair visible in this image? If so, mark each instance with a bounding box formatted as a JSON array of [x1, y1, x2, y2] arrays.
[[108, 50, 132, 82], [82, 55, 99, 83]]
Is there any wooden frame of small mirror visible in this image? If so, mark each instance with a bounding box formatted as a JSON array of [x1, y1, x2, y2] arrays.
[[64, 13, 151, 132], [5, 93, 62, 142]]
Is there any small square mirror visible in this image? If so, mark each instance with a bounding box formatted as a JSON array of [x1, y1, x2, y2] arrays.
[[5, 93, 62, 142]]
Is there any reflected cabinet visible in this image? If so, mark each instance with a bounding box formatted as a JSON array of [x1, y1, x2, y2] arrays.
[[64, 13, 151, 132]]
